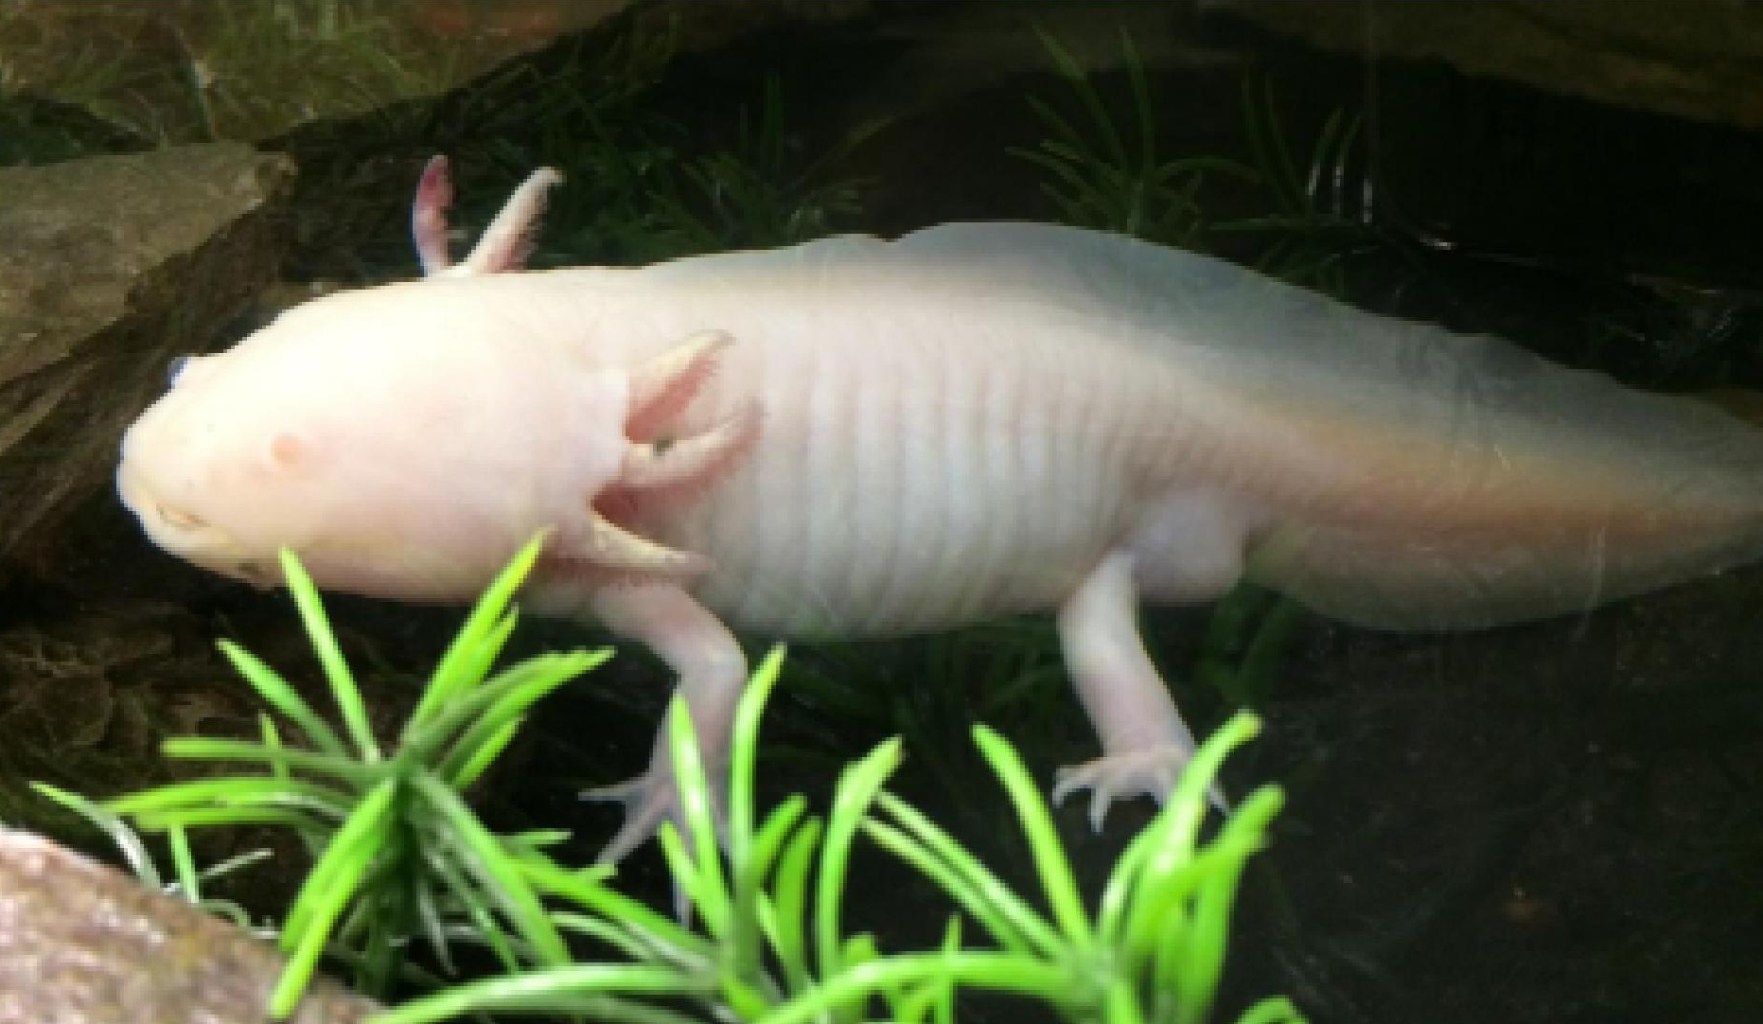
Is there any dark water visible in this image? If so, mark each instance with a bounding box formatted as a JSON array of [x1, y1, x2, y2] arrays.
[[5, 3, 1763, 1022]]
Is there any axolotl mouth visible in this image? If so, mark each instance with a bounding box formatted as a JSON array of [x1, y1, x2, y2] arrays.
[[114, 460, 281, 589]]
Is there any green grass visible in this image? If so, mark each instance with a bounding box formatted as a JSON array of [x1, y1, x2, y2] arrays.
[[1013, 28, 1253, 248], [379, 642, 1300, 1024], [102, 535, 606, 1015], [1017, 26, 1385, 295], [32, 781, 272, 936], [82, 538, 1303, 1023]]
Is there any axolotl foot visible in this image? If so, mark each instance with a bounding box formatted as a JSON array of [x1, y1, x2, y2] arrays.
[[583, 767, 727, 864], [1052, 746, 1184, 832], [556, 582, 751, 864], [1051, 745, 1220, 833], [1053, 549, 1235, 831]]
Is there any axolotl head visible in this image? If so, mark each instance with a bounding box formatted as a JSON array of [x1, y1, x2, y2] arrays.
[[117, 278, 732, 602]]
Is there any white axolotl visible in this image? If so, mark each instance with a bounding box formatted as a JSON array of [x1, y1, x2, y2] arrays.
[[118, 158, 1763, 859]]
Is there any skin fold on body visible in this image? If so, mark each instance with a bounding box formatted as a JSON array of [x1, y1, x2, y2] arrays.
[[116, 159, 1763, 860]]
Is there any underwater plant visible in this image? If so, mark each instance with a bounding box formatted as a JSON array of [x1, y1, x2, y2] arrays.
[[641, 74, 888, 256], [94, 536, 1301, 1023], [442, 18, 879, 270], [452, 12, 684, 268], [1016, 28, 1382, 296], [32, 782, 272, 937], [1208, 75, 1377, 295], [104, 535, 603, 1016], [1013, 29, 1248, 249], [376, 644, 1300, 1024], [509, 71, 883, 266]]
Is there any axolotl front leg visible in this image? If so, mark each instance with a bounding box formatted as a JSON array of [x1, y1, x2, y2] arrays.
[[412, 158, 762, 858]]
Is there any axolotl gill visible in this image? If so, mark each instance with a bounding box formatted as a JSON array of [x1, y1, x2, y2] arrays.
[[117, 158, 1763, 859]]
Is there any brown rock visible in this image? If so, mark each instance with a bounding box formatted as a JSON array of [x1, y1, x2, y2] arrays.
[[0, 143, 295, 574], [0, 827, 377, 1024], [1208, 0, 1763, 128], [0, 1, 633, 144]]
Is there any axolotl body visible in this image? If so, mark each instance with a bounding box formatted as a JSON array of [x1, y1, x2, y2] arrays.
[[117, 161, 1763, 858]]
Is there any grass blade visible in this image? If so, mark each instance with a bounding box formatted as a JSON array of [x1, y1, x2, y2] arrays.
[[413, 533, 547, 726], [971, 726, 1092, 948], [280, 548, 379, 763], [217, 639, 345, 757]]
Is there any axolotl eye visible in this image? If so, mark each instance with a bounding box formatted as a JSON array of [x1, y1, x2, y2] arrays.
[[165, 354, 192, 388]]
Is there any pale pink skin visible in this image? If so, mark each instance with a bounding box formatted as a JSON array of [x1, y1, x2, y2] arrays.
[[119, 157, 1763, 859]]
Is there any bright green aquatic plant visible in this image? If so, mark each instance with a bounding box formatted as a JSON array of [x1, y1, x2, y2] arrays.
[[378, 652, 1303, 1024], [99, 536, 1301, 1023], [105, 535, 606, 1017], [32, 782, 272, 936]]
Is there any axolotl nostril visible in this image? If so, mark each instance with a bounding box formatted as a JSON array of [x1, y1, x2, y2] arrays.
[[117, 155, 1763, 861]]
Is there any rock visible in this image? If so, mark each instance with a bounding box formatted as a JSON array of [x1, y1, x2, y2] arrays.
[[0, 827, 377, 1024], [0, 143, 294, 573], [643, 0, 873, 54], [0, 604, 246, 837], [1206, 0, 1763, 128], [0, 1, 633, 145]]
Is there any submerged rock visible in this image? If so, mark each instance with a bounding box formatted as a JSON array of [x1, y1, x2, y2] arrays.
[[0, 143, 294, 575], [0, 1, 633, 144], [1208, 0, 1763, 128], [0, 827, 376, 1023]]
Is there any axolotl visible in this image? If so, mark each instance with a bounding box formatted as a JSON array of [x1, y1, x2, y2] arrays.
[[117, 159, 1763, 859]]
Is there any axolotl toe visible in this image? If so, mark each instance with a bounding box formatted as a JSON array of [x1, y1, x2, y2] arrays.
[[118, 157, 1763, 860]]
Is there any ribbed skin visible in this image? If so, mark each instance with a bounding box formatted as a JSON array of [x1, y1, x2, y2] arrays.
[[503, 210, 1763, 640], [613, 289, 1158, 639]]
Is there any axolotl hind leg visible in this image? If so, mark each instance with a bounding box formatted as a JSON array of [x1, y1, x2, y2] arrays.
[[1054, 491, 1253, 827], [1052, 550, 1209, 830]]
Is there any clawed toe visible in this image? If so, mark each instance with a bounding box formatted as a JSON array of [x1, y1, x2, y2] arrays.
[[583, 773, 681, 864], [1052, 753, 1177, 833], [1052, 744, 1208, 833], [581, 768, 728, 865]]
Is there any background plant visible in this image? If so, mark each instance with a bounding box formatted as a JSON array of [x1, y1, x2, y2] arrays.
[[1017, 28, 1384, 293], [455, 39, 882, 269], [1209, 75, 1377, 294], [641, 75, 888, 255], [1013, 29, 1250, 249]]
